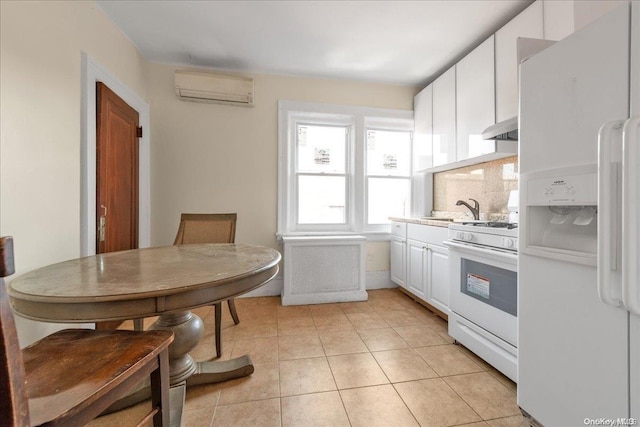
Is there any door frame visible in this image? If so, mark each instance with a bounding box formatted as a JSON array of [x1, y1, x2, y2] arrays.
[[80, 52, 150, 256]]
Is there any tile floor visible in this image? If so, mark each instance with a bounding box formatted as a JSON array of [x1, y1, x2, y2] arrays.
[[90, 288, 522, 427]]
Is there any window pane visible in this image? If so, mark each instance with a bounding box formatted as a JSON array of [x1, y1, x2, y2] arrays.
[[367, 178, 410, 224], [366, 129, 411, 176], [297, 124, 347, 173], [298, 175, 346, 224]]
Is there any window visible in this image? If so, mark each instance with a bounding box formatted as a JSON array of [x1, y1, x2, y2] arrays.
[[278, 101, 413, 236], [365, 128, 412, 224], [296, 124, 349, 224]]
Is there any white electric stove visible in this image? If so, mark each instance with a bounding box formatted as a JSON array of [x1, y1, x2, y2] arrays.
[[444, 221, 519, 382]]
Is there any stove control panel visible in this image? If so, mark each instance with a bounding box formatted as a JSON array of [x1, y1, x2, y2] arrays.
[[455, 231, 474, 241], [502, 238, 515, 249], [448, 226, 518, 252]]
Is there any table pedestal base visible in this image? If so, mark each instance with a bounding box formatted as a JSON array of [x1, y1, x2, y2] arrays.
[[106, 310, 254, 427], [187, 355, 254, 386]]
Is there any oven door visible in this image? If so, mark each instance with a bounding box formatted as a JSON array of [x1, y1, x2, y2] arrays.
[[445, 240, 518, 347]]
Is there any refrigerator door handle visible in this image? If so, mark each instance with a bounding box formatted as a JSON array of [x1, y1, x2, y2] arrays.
[[622, 115, 640, 315], [597, 120, 625, 307]]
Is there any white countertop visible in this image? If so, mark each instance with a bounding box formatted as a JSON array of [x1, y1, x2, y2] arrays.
[[388, 216, 453, 228]]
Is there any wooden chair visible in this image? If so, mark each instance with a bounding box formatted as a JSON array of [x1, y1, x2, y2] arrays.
[[173, 213, 240, 358], [0, 236, 174, 427]]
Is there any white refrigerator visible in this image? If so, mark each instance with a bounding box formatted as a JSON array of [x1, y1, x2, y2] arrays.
[[518, 2, 639, 426]]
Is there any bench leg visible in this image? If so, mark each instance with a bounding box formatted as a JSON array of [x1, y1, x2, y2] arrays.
[[151, 349, 170, 427]]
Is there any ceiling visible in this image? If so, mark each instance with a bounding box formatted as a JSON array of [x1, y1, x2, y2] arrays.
[[97, 0, 534, 87]]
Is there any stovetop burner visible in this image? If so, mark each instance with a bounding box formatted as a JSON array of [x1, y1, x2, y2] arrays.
[[461, 221, 518, 229]]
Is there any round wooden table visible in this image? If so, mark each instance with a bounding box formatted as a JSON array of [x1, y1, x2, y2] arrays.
[[8, 243, 281, 427]]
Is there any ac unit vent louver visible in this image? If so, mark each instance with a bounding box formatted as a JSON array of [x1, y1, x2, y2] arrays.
[[174, 71, 254, 107]]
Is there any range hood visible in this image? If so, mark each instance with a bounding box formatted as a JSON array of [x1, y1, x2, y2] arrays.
[[482, 116, 518, 141]]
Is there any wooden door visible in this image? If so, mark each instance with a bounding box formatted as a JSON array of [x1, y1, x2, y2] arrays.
[[96, 82, 139, 255]]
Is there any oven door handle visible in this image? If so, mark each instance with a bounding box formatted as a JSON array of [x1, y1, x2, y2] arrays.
[[443, 240, 518, 262]]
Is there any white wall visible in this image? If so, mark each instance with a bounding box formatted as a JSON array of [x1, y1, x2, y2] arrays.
[[146, 64, 417, 272], [0, 1, 149, 346]]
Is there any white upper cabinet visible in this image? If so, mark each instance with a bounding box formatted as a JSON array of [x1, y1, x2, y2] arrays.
[[432, 66, 456, 167], [413, 85, 433, 171], [413, 0, 563, 172], [456, 36, 495, 161], [495, 1, 543, 122]]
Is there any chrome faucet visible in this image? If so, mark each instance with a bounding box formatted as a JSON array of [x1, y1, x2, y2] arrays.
[[456, 198, 480, 220]]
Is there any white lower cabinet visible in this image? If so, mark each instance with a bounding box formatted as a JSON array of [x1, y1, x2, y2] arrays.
[[391, 223, 450, 315], [407, 239, 427, 300], [426, 244, 449, 313], [390, 235, 407, 288]]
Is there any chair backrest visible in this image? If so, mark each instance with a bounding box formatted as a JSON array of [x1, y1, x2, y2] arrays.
[[173, 213, 237, 245], [0, 236, 30, 427]]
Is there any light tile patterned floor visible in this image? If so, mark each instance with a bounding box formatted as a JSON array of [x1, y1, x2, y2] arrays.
[[90, 288, 522, 427]]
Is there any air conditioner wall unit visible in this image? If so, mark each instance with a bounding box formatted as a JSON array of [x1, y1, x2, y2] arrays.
[[174, 70, 254, 107]]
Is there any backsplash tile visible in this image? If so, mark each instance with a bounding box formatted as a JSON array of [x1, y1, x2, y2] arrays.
[[433, 156, 518, 220]]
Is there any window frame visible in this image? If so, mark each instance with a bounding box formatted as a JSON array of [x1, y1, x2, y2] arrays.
[[278, 100, 414, 237]]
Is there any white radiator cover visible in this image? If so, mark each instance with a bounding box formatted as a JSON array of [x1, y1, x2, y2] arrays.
[[281, 235, 367, 305]]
